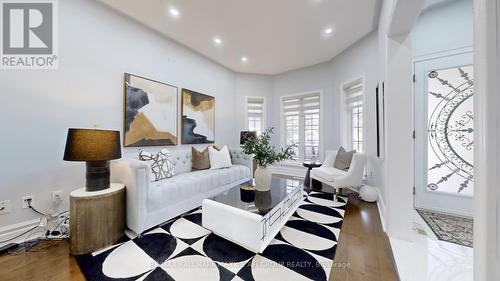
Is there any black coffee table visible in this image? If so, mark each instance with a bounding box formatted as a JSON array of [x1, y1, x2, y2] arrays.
[[303, 161, 322, 189]]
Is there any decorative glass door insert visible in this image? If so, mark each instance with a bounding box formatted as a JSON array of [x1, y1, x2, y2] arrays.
[[414, 52, 473, 216], [426, 65, 474, 197]]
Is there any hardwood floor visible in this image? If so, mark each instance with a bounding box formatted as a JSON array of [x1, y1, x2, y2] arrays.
[[0, 192, 398, 281], [0, 240, 84, 281], [330, 192, 399, 281]]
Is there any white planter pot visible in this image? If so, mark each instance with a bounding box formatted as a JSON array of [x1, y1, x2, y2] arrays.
[[254, 166, 272, 191]]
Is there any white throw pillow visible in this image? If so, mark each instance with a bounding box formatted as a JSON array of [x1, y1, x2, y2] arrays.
[[208, 145, 232, 169]]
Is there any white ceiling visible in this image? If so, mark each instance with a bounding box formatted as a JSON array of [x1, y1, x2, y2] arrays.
[[97, 0, 380, 75]]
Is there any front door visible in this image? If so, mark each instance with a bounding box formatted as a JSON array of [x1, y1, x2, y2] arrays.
[[414, 52, 474, 216]]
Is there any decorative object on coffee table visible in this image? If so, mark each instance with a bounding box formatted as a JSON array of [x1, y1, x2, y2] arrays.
[[239, 184, 256, 202], [303, 161, 322, 189], [70, 183, 125, 255], [254, 190, 272, 214], [241, 127, 294, 191], [63, 128, 121, 192]]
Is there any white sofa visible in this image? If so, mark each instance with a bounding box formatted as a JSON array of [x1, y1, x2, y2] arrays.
[[111, 148, 252, 235], [310, 150, 366, 200]]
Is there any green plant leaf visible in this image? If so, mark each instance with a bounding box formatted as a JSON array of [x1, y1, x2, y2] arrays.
[[241, 127, 295, 167]]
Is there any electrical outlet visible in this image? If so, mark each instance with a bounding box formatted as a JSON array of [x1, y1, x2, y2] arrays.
[[22, 196, 33, 209], [52, 190, 63, 203], [0, 200, 11, 214]]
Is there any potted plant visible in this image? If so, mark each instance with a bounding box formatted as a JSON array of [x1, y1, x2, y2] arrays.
[[241, 127, 295, 190]]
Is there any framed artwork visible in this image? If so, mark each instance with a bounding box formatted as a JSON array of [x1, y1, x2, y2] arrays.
[[123, 73, 178, 147], [376, 84, 380, 157], [376, 82, 385, 159], [181, 88, 215, 144]]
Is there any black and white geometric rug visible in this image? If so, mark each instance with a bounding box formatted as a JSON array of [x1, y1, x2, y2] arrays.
[[76, 191, 347, 281]]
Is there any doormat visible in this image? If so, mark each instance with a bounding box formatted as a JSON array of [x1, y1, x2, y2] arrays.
[[416, 209, 473, 247]]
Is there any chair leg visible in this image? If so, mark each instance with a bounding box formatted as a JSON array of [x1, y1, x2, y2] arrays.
[[333, 188, 338, 202]]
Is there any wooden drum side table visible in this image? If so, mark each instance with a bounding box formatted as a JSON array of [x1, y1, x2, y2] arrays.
[[69, 183, 125, 255]]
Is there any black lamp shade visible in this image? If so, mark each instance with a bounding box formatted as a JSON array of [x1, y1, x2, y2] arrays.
[[240, 131, 257, 145], [64, 128, 121, 192], [64, 128, 121, 161]]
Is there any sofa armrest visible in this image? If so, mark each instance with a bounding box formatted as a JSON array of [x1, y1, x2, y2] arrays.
[[111, 158, 150, 235], [229, 148, 253, 171]]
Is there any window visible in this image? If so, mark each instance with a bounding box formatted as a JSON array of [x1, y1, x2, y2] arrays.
[[343, 79, 364, 152], [246, 97, 265, 135], [352, 105, 363, 151], [282, 92, 321, 161]]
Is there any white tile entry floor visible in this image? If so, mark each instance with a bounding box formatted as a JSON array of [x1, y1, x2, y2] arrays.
[[390, 214, 473, 281]]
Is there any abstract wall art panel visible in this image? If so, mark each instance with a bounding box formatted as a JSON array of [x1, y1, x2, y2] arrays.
[[124, 73, 178, 147], [181, 89, 215, 144]]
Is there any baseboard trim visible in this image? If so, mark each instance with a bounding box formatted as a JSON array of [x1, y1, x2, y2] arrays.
[[0, 219, 42, 247], [376, 188, 387, 232]]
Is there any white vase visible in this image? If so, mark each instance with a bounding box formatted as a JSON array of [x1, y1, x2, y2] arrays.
[[254, 166, 272, 191]]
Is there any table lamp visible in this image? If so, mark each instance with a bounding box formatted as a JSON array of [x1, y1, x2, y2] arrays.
[[63, 128, 121, 192]]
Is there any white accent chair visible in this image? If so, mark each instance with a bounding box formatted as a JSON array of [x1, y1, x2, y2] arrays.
[[310, 150, 366, 201]]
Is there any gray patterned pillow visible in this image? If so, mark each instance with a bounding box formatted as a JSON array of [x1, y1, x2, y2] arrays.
[[139, 148, 175, 182], [334, 146, 356, 171]]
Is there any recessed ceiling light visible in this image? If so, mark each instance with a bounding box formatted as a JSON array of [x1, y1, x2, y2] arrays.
[[241, 57, 248, 62], [169, 8, 179, 17], [213, 37, 222, 46], [321, 26, 335, 38]]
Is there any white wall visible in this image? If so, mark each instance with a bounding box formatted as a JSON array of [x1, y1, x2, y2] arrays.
[[0, 0, 238, 231], [473, 0, 500, 279], [271, 60, 334, 148], [412, 0, 473, 57], [377, 0, 427, 240], [328, 33, 382, 190], [234, 74, 274, 132]]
